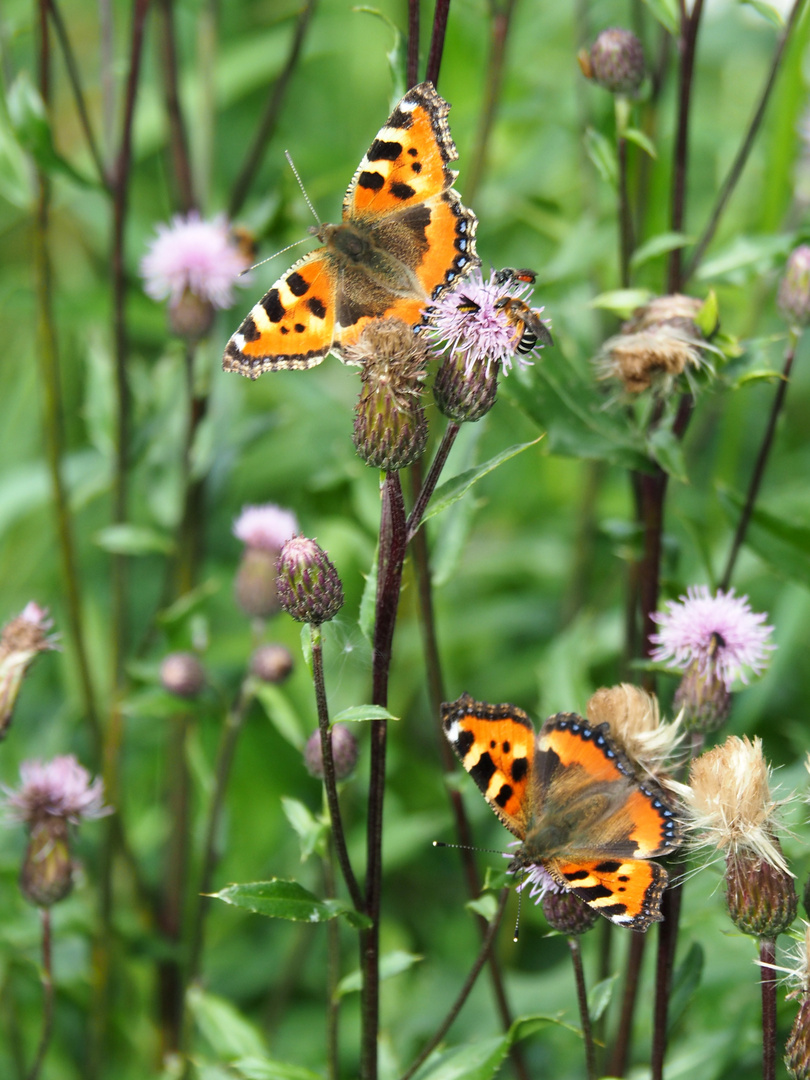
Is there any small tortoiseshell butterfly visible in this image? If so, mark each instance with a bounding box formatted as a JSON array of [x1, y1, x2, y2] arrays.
[[443, 693, 682, 932], [223, 82, 478, 379]]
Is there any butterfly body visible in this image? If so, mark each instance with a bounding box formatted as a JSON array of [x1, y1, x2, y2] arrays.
[[442, 694, 681, 931], [224, 82, 478, 379]]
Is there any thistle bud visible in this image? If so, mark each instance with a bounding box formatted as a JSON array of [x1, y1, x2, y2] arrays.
[[348, 319, 429, 471], [725, 844, 797, 938], [304, 723, 358, 781], [20, 817, 74, 906], [277, 536, 344, 626], [778, 245, 810, 328], [168, 289, 216, 341], [584, 28, 645, 95], [673, 662, 731, 733], [433, 351, 499, 422], [542, 888, 599, 935], [787, 998, 810, 1079], [232, 504, 299, 619], [250, 643, 294, 684], [160, 652, 206, 698]]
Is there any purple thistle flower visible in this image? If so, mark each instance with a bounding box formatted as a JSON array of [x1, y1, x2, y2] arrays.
[[4, 755, 111, 825], [427, 269, 549, 375], [140, 212, 250, 309], [650, 585, 775, 689], [232, 504, 299, 553], [517, 862, 563, 902]]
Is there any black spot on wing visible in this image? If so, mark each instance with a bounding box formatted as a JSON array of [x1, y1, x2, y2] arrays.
[[367, 139, 402, 162], [494, 784, 513, 808], [511, 757, 528, 783], [358, 170, 384, 192], [294, 323, 305, 333], [454, 728, 474, 759], [469, 751, 497, 791], [286, 272, 309, 297], [595, 861, 622, 873], [573, 882, 614, 902], [390, 181, 416, 201], [239, 316, 260, 342], [408, 147, 418, 156], [599, 903, 629, 918], [307, 297, 326, 319], [388, 107, 413, 129], [262, 290, 285, 323], [411, 162, 422, 174]]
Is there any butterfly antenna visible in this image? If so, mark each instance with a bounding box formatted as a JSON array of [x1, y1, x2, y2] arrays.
[[238, 237, 311, 277], [433, 840, 507, 857], [285, 150, 322, 227], [513, 881, 523, 942]]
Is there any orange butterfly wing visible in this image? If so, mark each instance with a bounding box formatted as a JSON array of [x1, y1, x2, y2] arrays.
[[223, 82, 478, 380], [548, 858, 669, 932]]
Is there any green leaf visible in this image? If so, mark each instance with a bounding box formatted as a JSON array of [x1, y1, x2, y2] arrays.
[[482, 867, 511, 892], [211, 879, 371, 929], [253, 682, 306, 750], [696, 234, 793, 283], [423, 439, 544, 523], [717, 487, 810, 587], [584, 127, 618, 187], [668, 942, 704, 1029], [334, 950, 422, 998], [157, 579, 220, 626], [410, 1035, 511, 1080], [646, 426, 688, 483], [300, 623, 313, 677], [466, 894, 498, 920], [630, 232, 691, 270], [7, 71, 94, 187], [588, 973, 619, 1022], [695, 290, 720, 338], [93, 524, 175, 556], [623, 127, 657, 158], [740, 0, 784, 25], [231, 1058, 324, 1080], [187, 987, 268, 1060], [591, 288, 653, 318], [280, 798, 327, 862], [355, 8, 406, 100], [642, 0, 679, 33], [331, 704, 397, 723], [358, 546, 378, 641]]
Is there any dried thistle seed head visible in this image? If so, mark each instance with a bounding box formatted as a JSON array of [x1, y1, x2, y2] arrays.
[[786, 996, 810, 1079], [433, 350, 500, 422], [587, 28, 645, 95], [277, 536, 344, 626], [542, 887, 599, 935], [779, 245, 810, 328], [726, 844, 797, 938], [249, 643, 294, 684], [160, 652, 206, 698], [0, 603, 58, 738], [347, 319, 429, 470], [586, 683, 682, 777], [686, 736, 791, 875], [596, 328, 703, 393], [304, 723, 358, 781], [622, 294, 704, 334]]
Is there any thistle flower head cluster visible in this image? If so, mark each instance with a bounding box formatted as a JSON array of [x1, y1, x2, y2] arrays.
[[686, 736, 796, 938]]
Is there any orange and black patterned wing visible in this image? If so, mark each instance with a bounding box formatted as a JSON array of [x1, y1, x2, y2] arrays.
[[442, 693, 536, 839], [222, 251, 338, 379], [547, 857, 669, 932], [536, 714, 681, 860]]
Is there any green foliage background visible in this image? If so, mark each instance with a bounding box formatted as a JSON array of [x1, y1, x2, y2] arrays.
[[1, 0, 810, 1077]]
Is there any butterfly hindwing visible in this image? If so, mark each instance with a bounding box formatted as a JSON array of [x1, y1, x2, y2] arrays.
[[549, 857, 669, 932], [442, 693, 535, 838], [223, 81, 478, 380]]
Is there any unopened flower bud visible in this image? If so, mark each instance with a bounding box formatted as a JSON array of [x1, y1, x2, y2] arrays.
[[584, 28, 645, 94], [786, 998, 810, 1079], [304, 723, 358, 781], [0, 603, 57, 738], [235, 548, 282, 618], [725, 845, 797, 938], [277, 537, 344, 626], [20, 817, 73, 906], [673, 663, 731, 733], [160, 652, 206, 698], [250, 643, 294, 684], [433, 351, 499, 422], [542, 889, 599, 935], [347, 319, 429, 470], [778, 245, 810, 328], [168, 289, 216, 341]]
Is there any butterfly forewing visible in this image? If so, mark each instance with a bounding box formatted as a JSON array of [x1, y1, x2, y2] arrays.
[[442, 693, 535, 838]]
